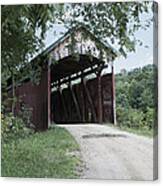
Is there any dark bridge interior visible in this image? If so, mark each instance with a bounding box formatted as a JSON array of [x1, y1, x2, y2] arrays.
[[50, 54, 114, 124]]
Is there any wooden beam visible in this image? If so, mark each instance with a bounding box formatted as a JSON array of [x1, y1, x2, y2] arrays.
[[111, 62, 117, 125], [94, 62, 105, 76], [47, 64, 51, 127], [69, 83, 81, 121], [93, 63, 105, 124], [81, 75, 86, 122], [58, 88, 69, 122], [51, 64, 107, 88], [97, 74, 103, 123], [83, 78, 97, 122]]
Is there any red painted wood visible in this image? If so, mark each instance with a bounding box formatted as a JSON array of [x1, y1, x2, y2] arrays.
[[111, 62, 116, 125], [97, 74, 103, 123], [101, 73, 114, 123], [69, 83, 81, 120], [48, 64, 51, 126], [83, 78, 97, 122], [81, 76, 86, 122], [14, 65, 49, 130]]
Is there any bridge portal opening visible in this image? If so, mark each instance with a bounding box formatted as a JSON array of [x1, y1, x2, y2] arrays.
[[50, 54, 115, 124]]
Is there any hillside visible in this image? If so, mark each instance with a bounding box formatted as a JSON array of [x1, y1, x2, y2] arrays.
[[115, 64, 157, 136]]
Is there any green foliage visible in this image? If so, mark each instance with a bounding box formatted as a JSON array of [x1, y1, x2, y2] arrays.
[[1, 4, 61, 72], [116, 106, 144, 129], [116, 64, 157, 133], [1, 4, 63, 111], [1, 126, 81, 178], [63, 1, 156, 57], [18, 104, 35, 129], [144, 107, 156, 130], [1, 113, 34, 143]]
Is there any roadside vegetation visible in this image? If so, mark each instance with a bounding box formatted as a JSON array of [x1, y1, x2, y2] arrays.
[[115, 64, 157, 137], [1, 116, 81, 178]]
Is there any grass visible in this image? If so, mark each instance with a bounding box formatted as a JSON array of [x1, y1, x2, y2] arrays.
[[105, 123, 154, 138], [119, 126, 154, 138], [1, 126, 82, 178], [107, 124, 154, 138]]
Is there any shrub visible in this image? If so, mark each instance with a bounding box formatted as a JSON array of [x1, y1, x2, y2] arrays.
[[127, 109, 144, 129], [116, 105, 156, 132], [116, 106, 128, 127], [116, 106, 144, 129], [1, 113, 34, 143], [144, 107, 156, 130], [18, 103, 35, 129]]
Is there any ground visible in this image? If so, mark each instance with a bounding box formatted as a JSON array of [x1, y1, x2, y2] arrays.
[[59, 124, 155, 180]]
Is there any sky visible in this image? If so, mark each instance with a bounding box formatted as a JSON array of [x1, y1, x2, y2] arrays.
[[113, 23, 153, 73], [43, 7, 154, 74]]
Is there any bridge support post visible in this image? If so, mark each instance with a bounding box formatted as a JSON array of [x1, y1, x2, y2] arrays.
[[83, 78, 97, 122], [111, 61, 117, 126], [69, 78, 81, 121], [58, 82, 68, 122], [97, 73, 103, 123], [81, 73, 86, 122], [47, 62, 51, 128], [95, 63, 105, 124]]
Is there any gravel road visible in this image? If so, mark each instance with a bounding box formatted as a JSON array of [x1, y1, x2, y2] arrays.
[[59, 124, 155, 180]]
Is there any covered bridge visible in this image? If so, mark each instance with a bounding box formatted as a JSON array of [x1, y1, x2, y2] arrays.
[[12, 26, 118, 130]]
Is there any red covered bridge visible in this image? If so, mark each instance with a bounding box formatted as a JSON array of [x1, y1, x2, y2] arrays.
[[11, 26, 118, 130]]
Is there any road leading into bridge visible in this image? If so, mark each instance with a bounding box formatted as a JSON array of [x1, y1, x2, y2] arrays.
[[59, 124, 155, 180]]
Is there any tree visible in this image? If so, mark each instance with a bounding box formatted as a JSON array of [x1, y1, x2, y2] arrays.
[[62, 1, 156, 57], [115, 64, 157, 130], [1, 4, 63, 113]]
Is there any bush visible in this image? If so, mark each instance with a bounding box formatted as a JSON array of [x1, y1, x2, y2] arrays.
[[18, 104, 35, 129], [144, 107, 156, 130], [126, 109, 144, 129], [115, 65, 157, 136], [1, 113, 34, 143], [116, 106, 144, 129], [116, 106, 128, 127], [116, 105, 156, 132]]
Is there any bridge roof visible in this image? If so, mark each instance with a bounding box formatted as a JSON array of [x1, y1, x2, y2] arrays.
[[40, 26, 118, 60], [45, 26, 118, 83]]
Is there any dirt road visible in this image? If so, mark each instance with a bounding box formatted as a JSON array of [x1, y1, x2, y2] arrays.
[[59, 124, 155, 180]]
